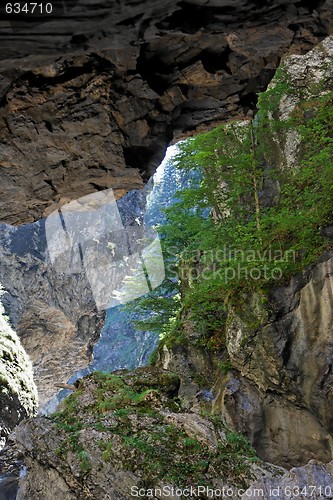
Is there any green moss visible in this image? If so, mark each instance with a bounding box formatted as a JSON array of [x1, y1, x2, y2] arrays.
[[217, 360, 233, 374], [100, 441, 113, 462], [53, 370, 177, 437], [77, 450, 91, 474], [123, 422, 257, 487], [190, 372, 207, 388], [52, 370, 258, 488], [118, 423, 207, 486]]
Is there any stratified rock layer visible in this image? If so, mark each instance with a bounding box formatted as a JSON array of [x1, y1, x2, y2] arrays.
[[0, 0, 333, 224]]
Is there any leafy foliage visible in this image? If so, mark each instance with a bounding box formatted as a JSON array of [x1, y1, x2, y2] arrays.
[[126, 64, 333, 352], [121, 158, 194, 341]]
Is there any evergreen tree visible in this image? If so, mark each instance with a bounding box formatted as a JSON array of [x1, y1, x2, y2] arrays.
[[122, 82, 333, 351]]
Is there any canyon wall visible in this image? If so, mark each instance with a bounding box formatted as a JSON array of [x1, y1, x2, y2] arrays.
[[12, 35, 333, 498], [0, 186, 151, 407], [160, 37, 333, 468], [0, 220, 102, 407], [0, 289, 37, 448], [1, 1, 333, 497]]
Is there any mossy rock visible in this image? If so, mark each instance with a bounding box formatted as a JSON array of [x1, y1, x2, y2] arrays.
[[111, 366, 180, 398], [49, 368, 259, 495]]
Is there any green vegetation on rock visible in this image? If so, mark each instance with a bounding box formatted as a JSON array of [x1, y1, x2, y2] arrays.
[[131, 62, 333, 353], [52, 369, 258, 488]]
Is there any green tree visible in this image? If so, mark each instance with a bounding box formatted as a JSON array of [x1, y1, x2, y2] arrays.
[[123, 72, 333, 352]]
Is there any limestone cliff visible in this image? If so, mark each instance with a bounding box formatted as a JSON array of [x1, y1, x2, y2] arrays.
[[0, 286, 37, 447], [0, 0, 333, 224], [222, 254, 333, 467], [1, 2, 333, 498], [158, 252, 333, 468]]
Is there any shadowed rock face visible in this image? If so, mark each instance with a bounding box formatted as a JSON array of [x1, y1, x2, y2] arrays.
[[0, 292, 37, 456], [222, 254, 333, 467], [0, 0, 333, 224]]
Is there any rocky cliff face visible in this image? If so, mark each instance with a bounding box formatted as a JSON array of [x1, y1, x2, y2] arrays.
[[159, 259, 333, 466], [2, 2, 333, 498], [15, 368, 286, 499], [0, 288, 37, 497], [160, 37, 333, 469], [0, 186, 151, 407], [1, 0, 333, 224], [153, 253, 333, 486], [14, 366, 333, 499], [0, 292, 37, 445], [222, 254, 333, 467], [221, 38, 333, 467]]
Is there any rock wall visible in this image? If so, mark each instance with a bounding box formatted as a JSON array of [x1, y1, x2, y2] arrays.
[[0, 220, 102, 407], [160, 37, 333, 468], [260, 35, 333, 170], [243, 460, 333, 499], [0, 0, 333, 224], [158, 255, 333, 474], [224, 254, 333, 461], [0, 288, 37, 447], [1, 2, 333, 497]]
